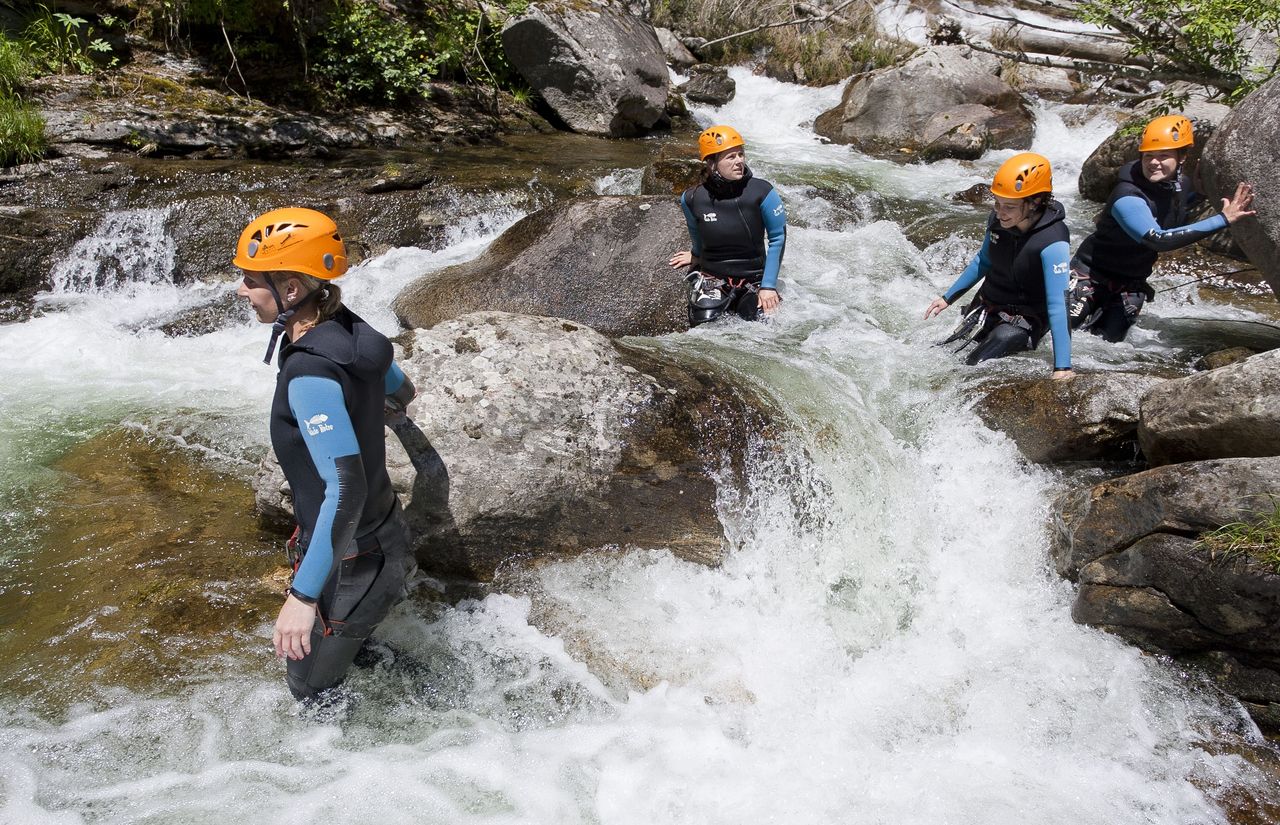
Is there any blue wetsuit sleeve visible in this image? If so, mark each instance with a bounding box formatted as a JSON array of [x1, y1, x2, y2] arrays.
[[1041, 240, 1072, 370], [759, 189, 787, 290], [1112, 195, 1228, 252], [680, 192, 703, 258], [384, 361, 406, 394], [287, 375, 367, 599], [942, 233, 992, 304]]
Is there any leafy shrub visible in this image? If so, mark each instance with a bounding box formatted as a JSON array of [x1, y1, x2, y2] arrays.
[[312, 1, 445, 104], [23, 5, 121, 75], [1198, 497, 1280, 572], [0, 94, 46, 167]]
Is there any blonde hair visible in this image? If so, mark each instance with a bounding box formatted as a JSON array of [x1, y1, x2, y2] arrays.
[[270, 272, 342, 332]]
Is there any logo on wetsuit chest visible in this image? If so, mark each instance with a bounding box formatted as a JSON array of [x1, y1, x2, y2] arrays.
[[305, 413, 334, 436], [702, 212, 718, 222]]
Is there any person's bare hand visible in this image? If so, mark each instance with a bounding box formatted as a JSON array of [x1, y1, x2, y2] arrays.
[[1221, 182, 1256, 224], [923, 296, 949, 320], [758, 288, 780, 313], [1051, 368, 1075, 382], [273, 595, 317, 661], [669, 250, 693, 269]]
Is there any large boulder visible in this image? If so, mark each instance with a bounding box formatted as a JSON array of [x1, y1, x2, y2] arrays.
[[682, 64, 735, 105], [1049, 456, 1280, 580], [1139, 348, 1280, 466], [255, 312, 782, 580], [1202, 74, 1280, 299], [393, 196, 687, 338], [501, 2, 670, 137], [971, 371, 1166, 463], [812, 45, 1033, 160]]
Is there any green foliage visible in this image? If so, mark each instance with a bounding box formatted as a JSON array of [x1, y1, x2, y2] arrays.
[[312, 1, 446, 104], [0, 93, 46, 167], [0, 35, 36, 96], [1197, 497, 1280, 572], [22, 5, 121, 74], [1078, 0, 1280, 100], [311, 0, 528, 106]]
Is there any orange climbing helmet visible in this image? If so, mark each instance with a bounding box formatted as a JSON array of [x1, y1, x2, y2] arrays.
[[233, 207, 348, 280], [698, 125, 745, 160], [990, 152, 1053, 199], [1139, 115, 1194, 152]]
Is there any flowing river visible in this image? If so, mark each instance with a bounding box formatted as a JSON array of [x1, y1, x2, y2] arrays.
[[1, 69, 1278, 823]]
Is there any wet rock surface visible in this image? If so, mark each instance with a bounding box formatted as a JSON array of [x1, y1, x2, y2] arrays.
[[255, 312, 782, 581], [971, 371, 1166, 463], [1202, 74, 1280, 299], [1139, 348, 1280, 467], [501, 1, 670, 137], [393, 195, 688, 338], [813, 45, 1033, 160]]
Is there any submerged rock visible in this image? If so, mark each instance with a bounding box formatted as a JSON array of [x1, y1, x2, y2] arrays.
[[813, 45, 1033, 160], [255, 312, 782, 581], [393, 195, 688, 338], [972, 371, 1165, 463], [501, 1, 670, 137], [640, 154, 702, 196], [1, 429, 281, 711], [1139, 348, 1280, 466]]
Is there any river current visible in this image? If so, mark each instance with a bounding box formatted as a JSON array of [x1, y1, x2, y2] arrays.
[[1, 69, 1277, 823]]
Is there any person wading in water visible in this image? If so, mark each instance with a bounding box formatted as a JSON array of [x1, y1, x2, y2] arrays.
[[669, 125, 787, 326], [235, 207, 417, 702]]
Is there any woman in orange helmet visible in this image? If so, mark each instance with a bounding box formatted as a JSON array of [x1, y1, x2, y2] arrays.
[[924, 153, 1074, 377], [668, 125, 787, 325], [235, 207, 417, 702], [1069, 114, 1255, 342]]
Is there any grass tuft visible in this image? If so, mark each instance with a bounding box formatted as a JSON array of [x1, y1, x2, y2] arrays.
[[1197, 498, 1280, 573]]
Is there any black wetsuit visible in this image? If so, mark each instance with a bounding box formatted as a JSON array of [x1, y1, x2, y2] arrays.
[[1070, 161, 1227, 342], [272, 306, 414, 700], [941, 201, 1072, 368], [680, 170, 786, 325]]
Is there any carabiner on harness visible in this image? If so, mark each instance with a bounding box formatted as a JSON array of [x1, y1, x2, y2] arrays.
[[936, 303, 987, 352]]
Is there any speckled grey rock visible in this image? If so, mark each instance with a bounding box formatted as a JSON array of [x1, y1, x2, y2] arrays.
[[256, 312, 781, 580]]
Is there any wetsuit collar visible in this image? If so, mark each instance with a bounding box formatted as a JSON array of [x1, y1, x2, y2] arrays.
[[263, 279, 323, 365]]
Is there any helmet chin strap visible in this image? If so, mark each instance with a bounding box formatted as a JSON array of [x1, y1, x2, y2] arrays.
[[262, 278, 324, 364]]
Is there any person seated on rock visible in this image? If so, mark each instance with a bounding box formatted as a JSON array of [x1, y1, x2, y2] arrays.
[[1069, 115, 1255, 342], [924, 152, 1073, 379], [668, 125, 786, 326], [234, 207, 417, 703]]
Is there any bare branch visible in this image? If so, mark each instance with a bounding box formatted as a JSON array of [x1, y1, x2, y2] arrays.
[[700, 0, 866, 48], [220, 18, 251, 102], [963, 38, 1237, 92]]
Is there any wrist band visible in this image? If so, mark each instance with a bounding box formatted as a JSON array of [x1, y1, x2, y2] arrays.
[[287, 587, 317, 606]]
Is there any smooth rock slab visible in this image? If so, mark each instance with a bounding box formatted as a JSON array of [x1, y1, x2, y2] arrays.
[[1139, 348, 1280, 466], [393, 196, 687, 338], [972, 371, 1165, 463]]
